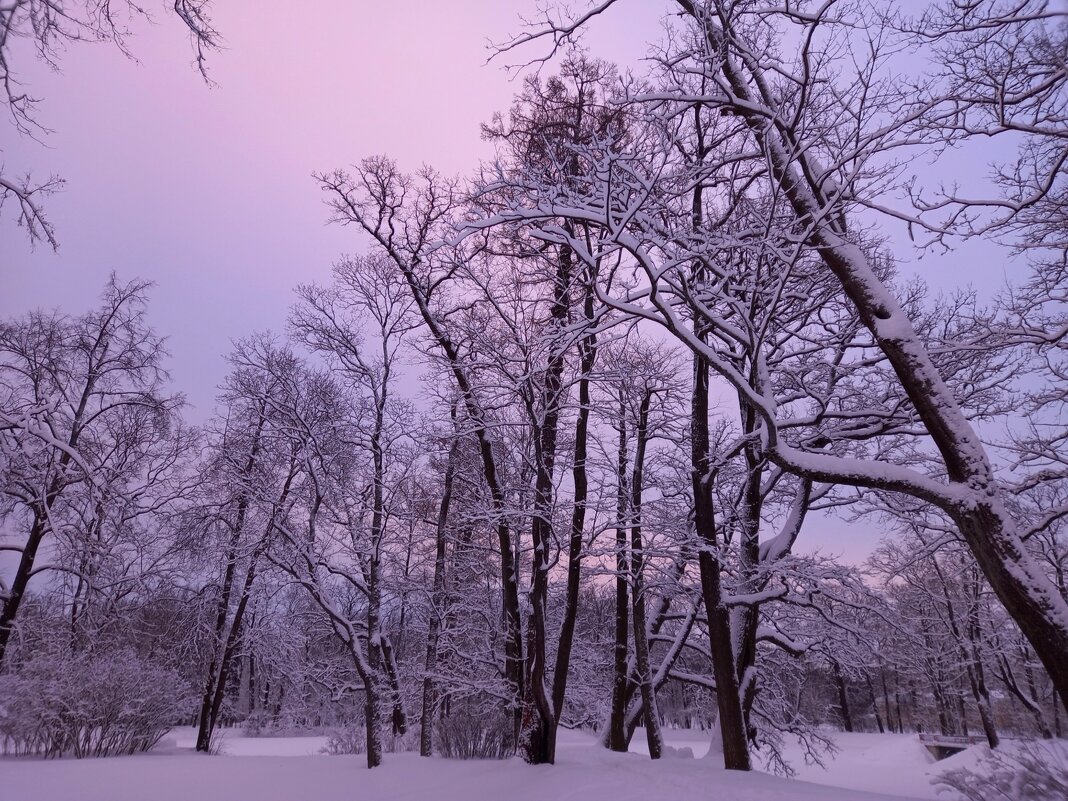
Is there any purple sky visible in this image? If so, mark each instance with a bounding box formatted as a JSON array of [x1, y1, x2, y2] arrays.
[[1, 1, 665, 412], [3, 1, 1012, 563]]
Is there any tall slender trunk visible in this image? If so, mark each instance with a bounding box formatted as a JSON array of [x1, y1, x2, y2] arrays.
[[420, 429, 458, 756], [866, 674, 885, 733], [630, 390, 663, 759], [551, 263, 598, 725], [200, 453, 291, 753], [692, 347, 751, 771], [965, 599, 998, 747], [362, 534, 385, 769], [196, 406, 266, 753], [397, 270, 525, 737], [196, 527, 244, 753], [519, 235, 573, 766], [608, 391, 631, 752], [204, 549, 262, 743]]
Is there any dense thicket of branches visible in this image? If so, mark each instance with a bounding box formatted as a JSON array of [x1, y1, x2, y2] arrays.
[[2, 0, 1066, 775]]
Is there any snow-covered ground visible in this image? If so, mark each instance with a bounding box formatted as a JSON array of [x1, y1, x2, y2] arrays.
[[0, 726, 1030, 801]]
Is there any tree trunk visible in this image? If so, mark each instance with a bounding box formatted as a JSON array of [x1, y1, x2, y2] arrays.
[[380, 636, 408, 736], [0, 513, 47, 665], [519, 234, 575, 766], [831, 660, 854, 733], [607, 391, 631, 752], [630, 390, 663, 759], [692, 349, 751, 771], [420, 429, 458, 756], [866, 675, 885, 733], [551, 262, 598, 726], [196, 407, 265, 753]]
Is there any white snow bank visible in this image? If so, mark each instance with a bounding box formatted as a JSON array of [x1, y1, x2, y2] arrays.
[[165, 726, 331, 757], [782, 732, 939, 800], [0, 728, 934, 801]]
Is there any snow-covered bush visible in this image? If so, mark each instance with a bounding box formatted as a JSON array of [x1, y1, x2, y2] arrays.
[[321, 725, 366, 755], [933, 741, 1068, 801], [0, 648, 191, 758], [435, 713, 512, 760]]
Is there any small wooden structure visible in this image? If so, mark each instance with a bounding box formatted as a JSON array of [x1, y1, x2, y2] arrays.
[[918, 733, 985, 760]]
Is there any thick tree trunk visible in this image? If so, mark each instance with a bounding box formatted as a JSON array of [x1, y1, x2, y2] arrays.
[[732, 382, 765, 740], [363, 671, 383, 769], [952, 504, 1068, 715], [365, 553, 385, 768]]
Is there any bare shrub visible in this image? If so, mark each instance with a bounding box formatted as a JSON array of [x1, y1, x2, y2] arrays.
[[0, 648, 191, 758], [435, 713, 512, 760], [321, 725, 367, 756]]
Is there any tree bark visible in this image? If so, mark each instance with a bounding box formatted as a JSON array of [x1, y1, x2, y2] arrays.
[[420, 429, 458, 756], [692, 348, 751, 771], [608, 390, 632, 752], [831, 660, 854, 733], [630, 390, 663, 759], [551, 261, 598, 725]]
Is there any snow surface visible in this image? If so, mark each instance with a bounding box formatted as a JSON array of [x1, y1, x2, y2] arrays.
[[0, 726, 1031, 801]]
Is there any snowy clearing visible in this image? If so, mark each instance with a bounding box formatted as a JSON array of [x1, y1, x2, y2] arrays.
[[0, 728, 1001, 801]]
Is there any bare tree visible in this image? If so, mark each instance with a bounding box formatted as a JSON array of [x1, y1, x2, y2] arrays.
[[485, 0, 1068, 716], [0, 276, 182, 666]]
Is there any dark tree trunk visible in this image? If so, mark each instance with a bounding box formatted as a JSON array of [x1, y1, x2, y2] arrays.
[[692, 349, 751, 771], [732, 381, 765, 740], [551, 262, 598, 726], [630, 390, 663, 759], [608, 391, 631, 752], [196, 407, 266, 753], [880, 670, 896, 733], [832, 660, 854, 732], [519, 236, 572, 766], [390, 250, 525, 739], [0, 513, 47, 665], [866, 675, 885, 733], [380, 636, 408, 736], [420, 429, 458, 756]]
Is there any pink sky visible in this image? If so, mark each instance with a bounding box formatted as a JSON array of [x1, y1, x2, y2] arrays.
[[3, 0, 1007, 563], [0, 1, 664, 412]]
